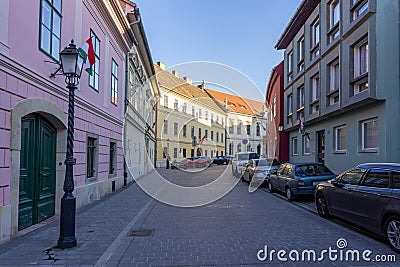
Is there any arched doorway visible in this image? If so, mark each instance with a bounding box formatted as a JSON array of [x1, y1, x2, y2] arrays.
[[18, 114, 57, 230]]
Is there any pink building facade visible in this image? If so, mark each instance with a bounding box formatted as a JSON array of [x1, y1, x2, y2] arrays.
[[0, 0, 134, 242]]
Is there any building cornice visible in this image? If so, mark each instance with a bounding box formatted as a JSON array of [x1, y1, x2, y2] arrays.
[[275, 0, 320, 50], [87, 0, 133, 55]]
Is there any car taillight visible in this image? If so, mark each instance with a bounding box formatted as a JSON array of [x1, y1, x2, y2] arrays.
[[297, 180, 306, 186]]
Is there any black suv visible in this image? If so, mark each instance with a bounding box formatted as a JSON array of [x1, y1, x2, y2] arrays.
[[315, 163, 400, 253]]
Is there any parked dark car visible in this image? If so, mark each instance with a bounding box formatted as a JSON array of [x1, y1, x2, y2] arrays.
[[315, 163, 400, 253], [242, 158, 281, 185], [268, 162, 335, 201], [213, 156, 230, 165]]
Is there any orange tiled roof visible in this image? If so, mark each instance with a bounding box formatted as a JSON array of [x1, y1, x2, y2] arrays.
[[154, 64, 224, 112], [205, 89, 265, 116]]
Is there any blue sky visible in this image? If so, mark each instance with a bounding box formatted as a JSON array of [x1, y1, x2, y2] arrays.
[[134, 0, 301, 101]]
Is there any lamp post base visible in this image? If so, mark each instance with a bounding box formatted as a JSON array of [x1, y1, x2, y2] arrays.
[[57, 197, 77, 249]]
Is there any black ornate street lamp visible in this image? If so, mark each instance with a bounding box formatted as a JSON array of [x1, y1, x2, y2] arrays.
[[57, 40, 84, 249]]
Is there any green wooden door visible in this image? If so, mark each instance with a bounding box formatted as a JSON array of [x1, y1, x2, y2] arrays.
[[19, 114, 56, 231]]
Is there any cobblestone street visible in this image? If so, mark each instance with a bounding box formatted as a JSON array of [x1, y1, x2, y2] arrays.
[[0, 165, 397, 266]]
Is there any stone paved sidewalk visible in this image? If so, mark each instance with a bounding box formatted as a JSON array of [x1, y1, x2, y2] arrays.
[[0, 171, 155, 266]]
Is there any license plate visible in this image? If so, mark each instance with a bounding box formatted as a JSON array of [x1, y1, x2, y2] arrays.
[[313, 181, 320, 186]]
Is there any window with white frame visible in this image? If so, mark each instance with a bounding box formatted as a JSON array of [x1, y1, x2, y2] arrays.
[[361, 118, 378, 151], [199, 109, 202, 119], [298, 36, 305, 72], [205, 111, 208, 120], [288, 51, 294, 82], [229, 119, 234, 134], [163, 120, 168, 134], [287, 94, 293, 124], [129, 68, 135, 104], [273, 95, 277, 118], [328, 0, 340, 42], [134, 76, 139, 110], [237, 143, 242, 153], [292, 137, 298, 155], [335, 125, 346, 152], [237, 121, 242, 134], [352, 0, 368, 20], [174, 122, 178, 136], [174, 99, 178, 111], [109, 141, 117, 175], [192, 107, 195, 116], [40, 0, 62, 60], [86, 136, 98, 179], [111, 59, 118, 105], [311, 19, 320, 58], [183, 103, 187, 113], [310, 73, 320, 114], [353, 38, 369, 95], [183, 124, 187, 137], [89, 30, 100, 91], [328, 59, 340, 105], [297, 86, 305, 121], [164, 95, 168, 108], [303, 135, 310, 155], [211, 113, 214, 122]]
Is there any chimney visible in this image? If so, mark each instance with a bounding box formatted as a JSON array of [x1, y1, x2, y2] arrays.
[[157, 61, 165, 70], [183, 77, 192, 84], [224, 97, 228, 108], [172, 70, 179, 77], [197, 80, 206, 92]]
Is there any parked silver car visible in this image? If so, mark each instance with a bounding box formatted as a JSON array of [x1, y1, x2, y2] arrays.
[[315, 163, 400, 253], [231, 152, 259, 178], [242, 158, 281, 185]]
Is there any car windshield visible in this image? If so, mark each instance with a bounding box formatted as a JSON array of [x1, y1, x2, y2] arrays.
[[238, 153, 258, 161], [257, 160, 270, 166], [295, 164, 333, 177], [257, 159, 280, 166]]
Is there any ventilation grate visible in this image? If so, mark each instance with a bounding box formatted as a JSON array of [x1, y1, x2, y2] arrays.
[[128, 229, 154, 237]]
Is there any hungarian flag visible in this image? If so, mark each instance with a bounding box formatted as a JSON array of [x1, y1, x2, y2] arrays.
[[199, 134, 206, 145], [78, 37, 95, 75], [299, 119, 305, 135]]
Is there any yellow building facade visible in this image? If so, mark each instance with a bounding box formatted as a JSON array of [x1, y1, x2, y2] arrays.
[[155, 62, 226, 167]]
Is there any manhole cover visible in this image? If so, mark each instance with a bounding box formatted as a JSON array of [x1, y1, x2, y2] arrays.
[[128, 229, 154, 237]]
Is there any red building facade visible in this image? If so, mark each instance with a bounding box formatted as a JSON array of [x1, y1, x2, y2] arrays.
[[265, 61, 289, 163]]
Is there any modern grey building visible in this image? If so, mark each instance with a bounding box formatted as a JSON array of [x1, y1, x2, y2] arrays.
[[275, 0, 400, 173]]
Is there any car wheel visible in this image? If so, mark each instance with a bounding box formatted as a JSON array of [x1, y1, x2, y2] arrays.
[[268, 181, 275, 193], [384, 215, 400, 253], [316, 194, 330, 218], [286, 188, 294, 201]]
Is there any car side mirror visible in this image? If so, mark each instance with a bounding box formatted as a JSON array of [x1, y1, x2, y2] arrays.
[[331, 179, 343, 187]]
